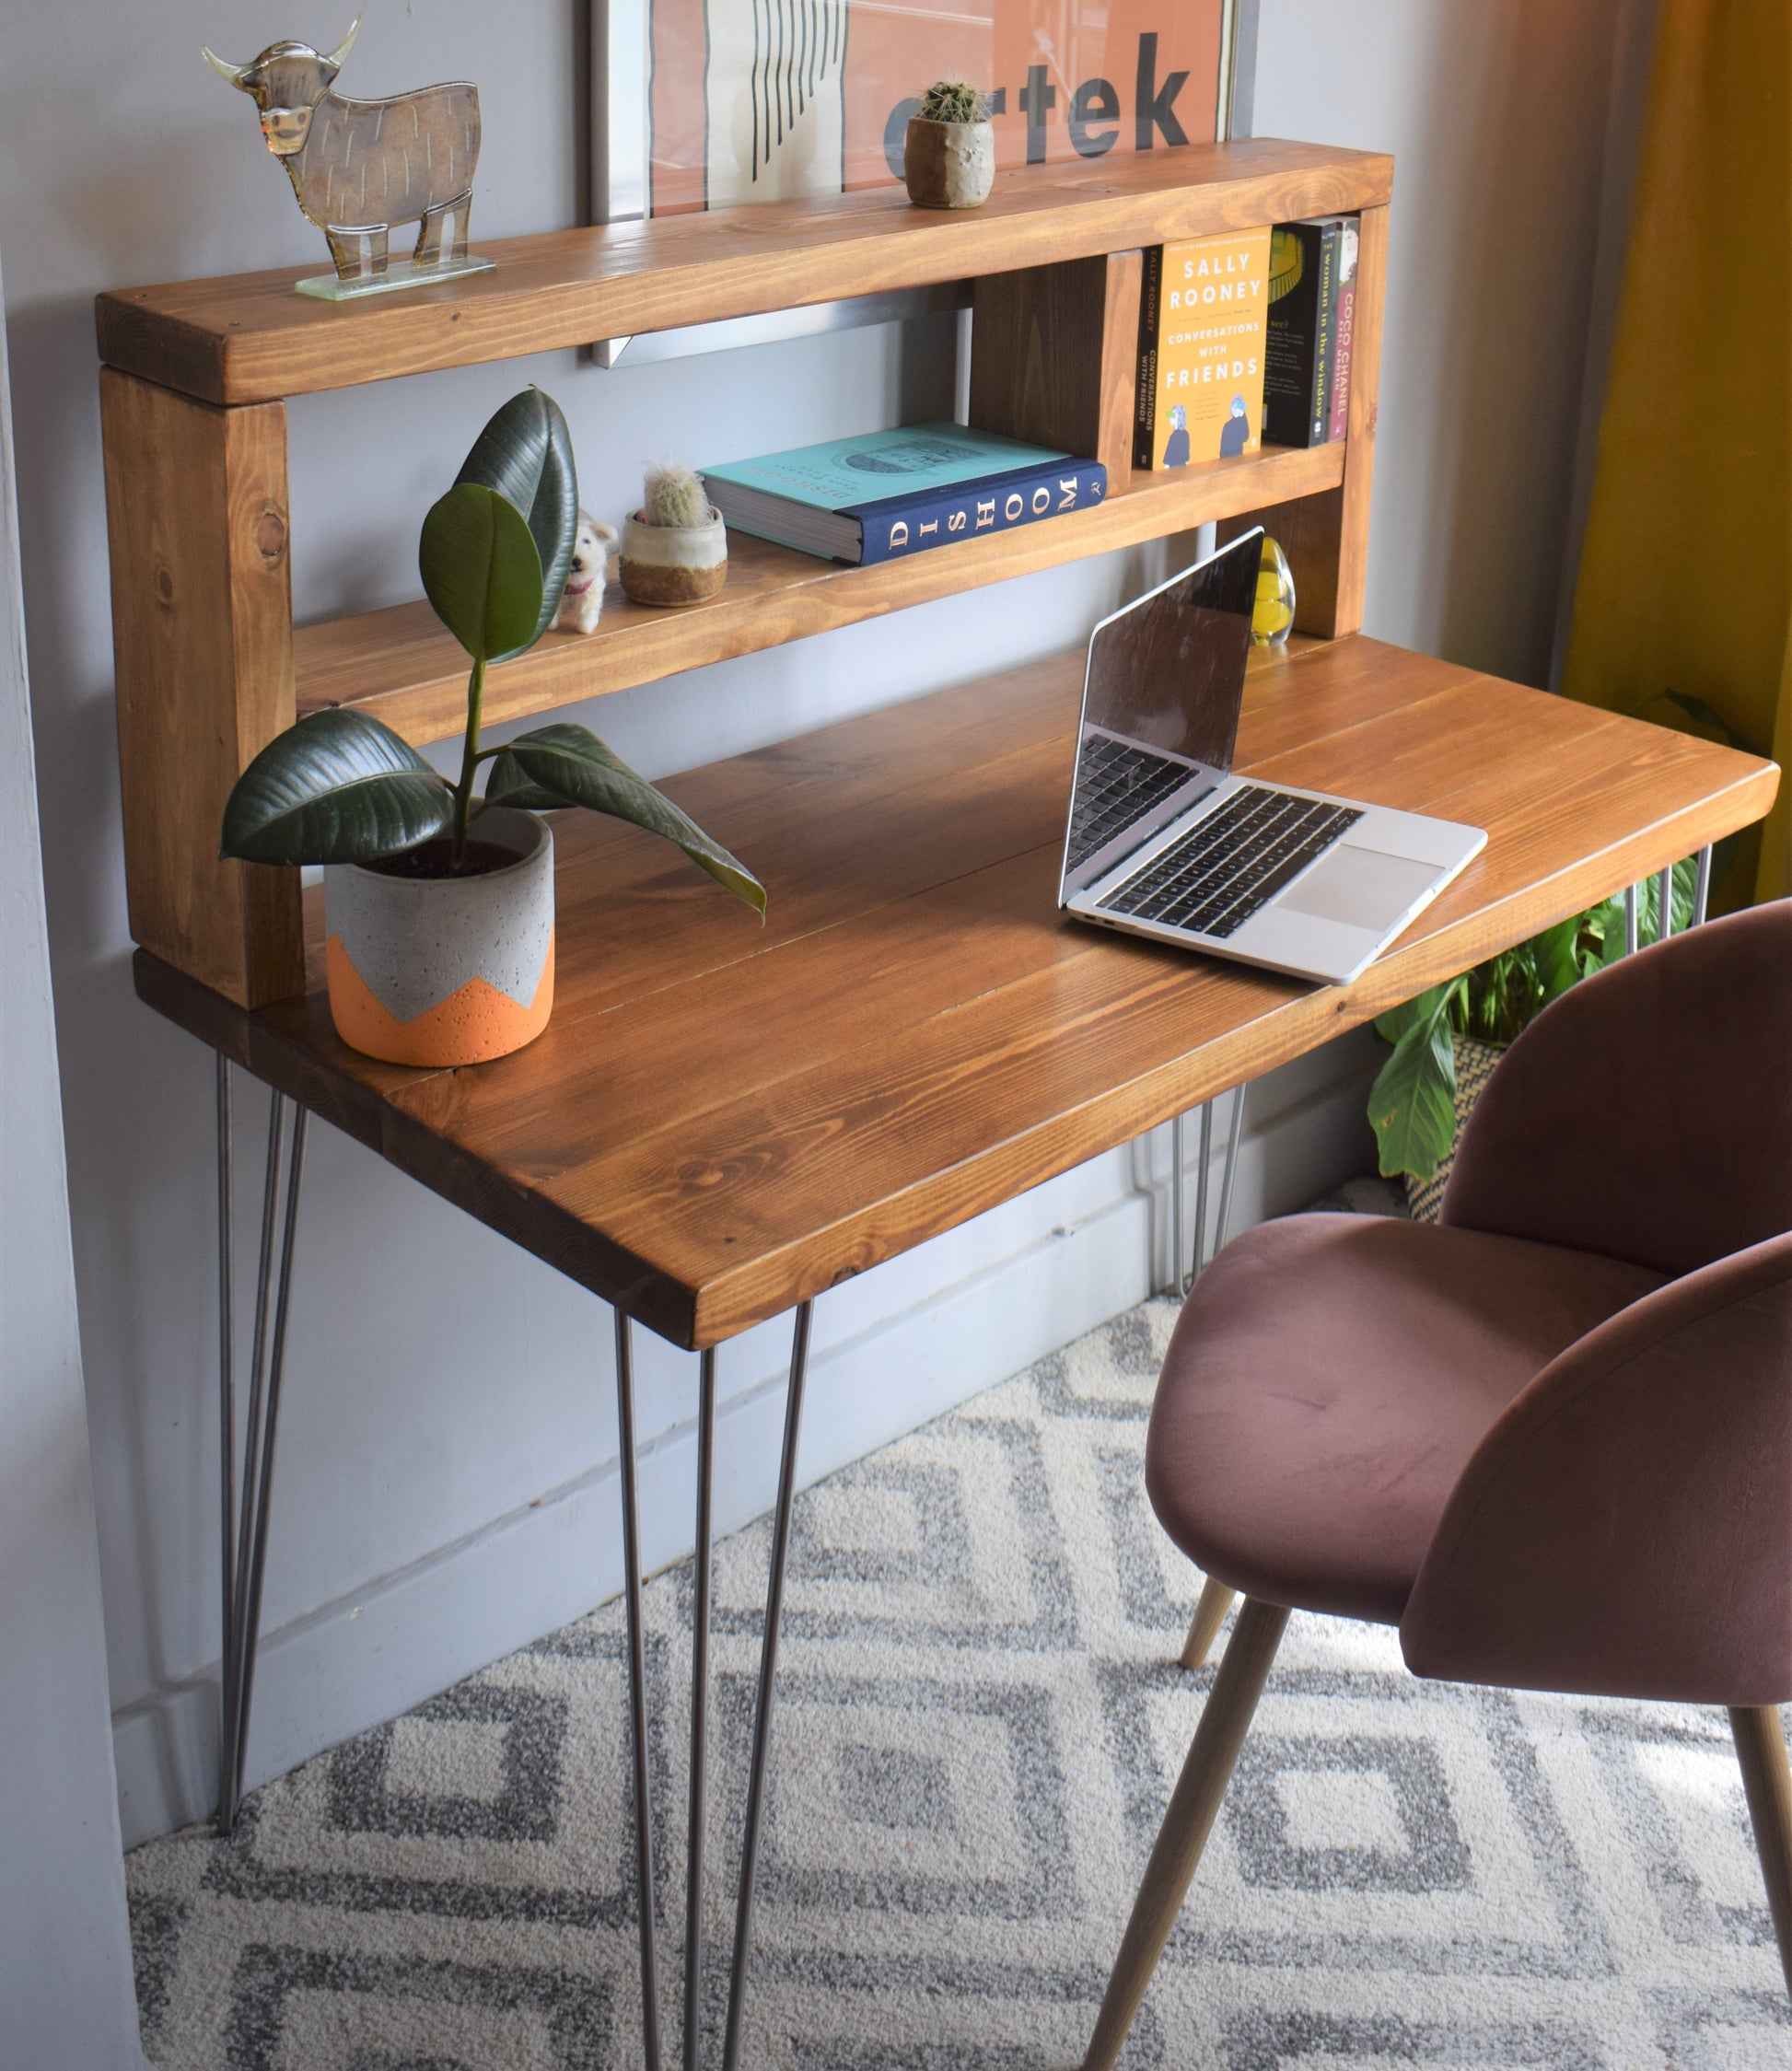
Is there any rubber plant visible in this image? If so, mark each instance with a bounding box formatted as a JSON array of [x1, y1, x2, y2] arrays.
[[218, 387, 764, 915]]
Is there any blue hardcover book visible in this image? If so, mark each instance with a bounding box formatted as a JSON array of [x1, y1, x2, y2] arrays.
[[702, 422, 1107, 564]]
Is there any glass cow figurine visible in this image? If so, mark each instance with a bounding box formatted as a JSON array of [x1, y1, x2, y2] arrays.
[[204, 17, 495, 300]]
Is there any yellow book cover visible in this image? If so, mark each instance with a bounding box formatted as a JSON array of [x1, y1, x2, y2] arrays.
[[1140, 226, 1272, 470]]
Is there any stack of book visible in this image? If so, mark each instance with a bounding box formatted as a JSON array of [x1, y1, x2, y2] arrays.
[[1134, 215, 1360, 465], [701, 424, 1108, 567]]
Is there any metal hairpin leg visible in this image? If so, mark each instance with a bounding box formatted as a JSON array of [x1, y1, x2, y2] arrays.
[[721, 1301, 813, 2071], [685, 1346, 718, 2071], [1213, 1085, 1247, 1257], [1623, 883, 1639, 958], [215, 1078, 308, 1835], [1693, 844, 1713, 926], [1656, 865, 1674, 944], [614, 1314, 665, 2071]]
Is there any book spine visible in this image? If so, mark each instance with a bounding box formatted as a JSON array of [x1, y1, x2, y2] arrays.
[[1309, 221, 1341, 447], [1134, 247, 1163, 471], [1263, 223, 1323, 448], [857, 461, 1109, 564], [1327, 221, 1357, 443]]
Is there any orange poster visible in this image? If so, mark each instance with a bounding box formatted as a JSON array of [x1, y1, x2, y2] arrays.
[[648, 0, 1224, 215]]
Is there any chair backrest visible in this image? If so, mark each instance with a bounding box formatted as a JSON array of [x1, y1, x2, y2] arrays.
[[1441, 900, 1792, 1276], [1401, 1231, 1792, 1706]]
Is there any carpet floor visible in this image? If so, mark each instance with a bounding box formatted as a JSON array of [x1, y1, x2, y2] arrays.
[[128, 1227, 1791, 2067]]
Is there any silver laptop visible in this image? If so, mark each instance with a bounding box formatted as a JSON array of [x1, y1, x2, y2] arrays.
[[1059, 529, 1484, 984]]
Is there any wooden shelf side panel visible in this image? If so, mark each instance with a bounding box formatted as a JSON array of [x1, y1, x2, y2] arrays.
[[101, 369, 305, 1006]]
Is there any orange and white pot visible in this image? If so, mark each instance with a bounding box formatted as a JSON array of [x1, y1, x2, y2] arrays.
[[323, 807, 554, 1067]]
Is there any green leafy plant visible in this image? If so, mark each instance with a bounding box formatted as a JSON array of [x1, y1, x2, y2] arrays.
[[641, 461, 711, 529], [219, 390, 764, 914], [1367, 860, 1698, 1181], [919, 80, 990, 123]]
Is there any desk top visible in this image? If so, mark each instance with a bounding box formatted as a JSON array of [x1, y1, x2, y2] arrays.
[[137, 635, 1778, 1349]]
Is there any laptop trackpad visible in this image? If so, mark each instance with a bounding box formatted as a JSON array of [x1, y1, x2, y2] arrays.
[[1276, 845, 1440, 929]]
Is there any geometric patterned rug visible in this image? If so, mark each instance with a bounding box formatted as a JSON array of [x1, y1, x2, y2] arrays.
[[126, 1262, 1792, 2065]]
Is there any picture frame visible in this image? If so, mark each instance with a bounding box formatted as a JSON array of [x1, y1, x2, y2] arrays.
[[582, 0, 1256, 364]]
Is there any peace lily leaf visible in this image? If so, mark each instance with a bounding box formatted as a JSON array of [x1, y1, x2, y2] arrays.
[[487, 723, 767, 916], [220, 709, 452, 866], [1373, 982, 1450, 1048], [1368, 987, 1458, 1181], [419, 483, 544, 664], [1530, 915, 1581, 1006], [453, 388, 579, 648]]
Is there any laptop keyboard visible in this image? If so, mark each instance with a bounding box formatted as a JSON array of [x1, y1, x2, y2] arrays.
[[1097, 785, 1362, 938], [1066, 737, 1196, 871]]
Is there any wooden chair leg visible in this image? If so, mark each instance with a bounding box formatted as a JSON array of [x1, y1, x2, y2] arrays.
[[1083, 1598, 1290, 2071], [1179, 1577, 1237, 1670], [1730, 1705, 1792, 1997]]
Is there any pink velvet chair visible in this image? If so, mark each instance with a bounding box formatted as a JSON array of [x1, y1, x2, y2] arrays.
[[1084, 899, 1792, 2068]]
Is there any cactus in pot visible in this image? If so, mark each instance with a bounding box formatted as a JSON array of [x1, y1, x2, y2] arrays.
[[904, 80, 995, 209], [619, 460, 728, 606]]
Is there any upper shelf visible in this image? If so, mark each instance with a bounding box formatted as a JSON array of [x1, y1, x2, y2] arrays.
[[96, 139, 1392, 408]]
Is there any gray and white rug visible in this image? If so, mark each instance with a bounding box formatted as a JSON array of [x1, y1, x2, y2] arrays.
[[128, 1274, 1792, 2068]]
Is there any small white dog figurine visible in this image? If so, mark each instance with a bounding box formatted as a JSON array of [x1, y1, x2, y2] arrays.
[[554, 512, 619, 634]]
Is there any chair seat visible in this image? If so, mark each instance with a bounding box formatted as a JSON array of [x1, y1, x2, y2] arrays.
[[1146, 1215, 1666, 1624]]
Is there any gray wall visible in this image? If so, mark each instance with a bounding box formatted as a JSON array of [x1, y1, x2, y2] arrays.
[[0, 233, 144, 2066], [1, 0, 1643, 1853]]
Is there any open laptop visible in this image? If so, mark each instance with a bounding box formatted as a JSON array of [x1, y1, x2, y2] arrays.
[[1059, 529, 1484, 983]]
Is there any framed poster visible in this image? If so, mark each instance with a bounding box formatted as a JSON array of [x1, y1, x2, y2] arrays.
[[592, 0, 1248, 222]]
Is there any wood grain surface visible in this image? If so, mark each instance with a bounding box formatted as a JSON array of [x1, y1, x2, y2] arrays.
[[102, 368, 305, 1005], [96, 141, 1393, 406], [135, 636, 1780, 1349], [294, 442, 1347, 745]]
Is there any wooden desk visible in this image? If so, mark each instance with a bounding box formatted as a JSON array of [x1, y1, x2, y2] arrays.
[[141, 633, 1776, 1349], [137, 632, 1776, 2067]]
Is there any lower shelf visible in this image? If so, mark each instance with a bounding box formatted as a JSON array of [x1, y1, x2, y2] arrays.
[[294, 440, 1346, 747]]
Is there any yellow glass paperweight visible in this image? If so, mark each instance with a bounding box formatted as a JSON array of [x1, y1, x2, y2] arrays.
[[1252, 535, 1297, 646]]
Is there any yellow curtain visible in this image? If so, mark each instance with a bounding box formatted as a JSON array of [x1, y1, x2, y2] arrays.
[[1561, 0, 1791, 905]]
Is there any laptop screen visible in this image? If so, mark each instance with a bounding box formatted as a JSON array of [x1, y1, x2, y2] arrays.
[[1061, 529, 1262, 897]]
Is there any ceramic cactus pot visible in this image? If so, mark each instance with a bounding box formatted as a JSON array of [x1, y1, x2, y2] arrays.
[[618, 506, 728, 606], [902, 117, 995, 208], [323, 807, 554, 1066]]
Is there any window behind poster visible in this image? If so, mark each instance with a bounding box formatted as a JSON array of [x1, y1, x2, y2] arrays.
[[637, 0, 1228, 216]]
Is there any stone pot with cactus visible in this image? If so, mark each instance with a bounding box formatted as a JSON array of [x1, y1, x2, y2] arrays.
[[904, 81, 995, 209], [618, 461, 728, 606]]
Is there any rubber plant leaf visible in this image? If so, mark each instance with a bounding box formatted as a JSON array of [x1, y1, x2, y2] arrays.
[[419, 483, 544, 665], [219, 709, 452, 866], [452, 388, 579, 649], [1368, 985, 1459, 1182], [486, 722, 767, 916]]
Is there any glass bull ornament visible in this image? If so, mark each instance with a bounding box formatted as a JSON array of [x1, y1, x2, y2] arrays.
[[204, 17, 495, 300]]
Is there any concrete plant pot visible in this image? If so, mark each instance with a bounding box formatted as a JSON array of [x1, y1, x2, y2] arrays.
[[323, 807, 554, 1066], [618, 506, 728, 606], [903, 117, 995, 208]]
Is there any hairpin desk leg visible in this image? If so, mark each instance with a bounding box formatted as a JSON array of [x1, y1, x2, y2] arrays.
[[613, 1314, 665, 2071], [1656, 866, 1673, 943], [1213, 1084, 1247, 1258], [721, 1300, 814, 2071], [1693, 844, 1713, 926], [1191, 1102, 1214, 1286], [684, 1347, 718, 2070], [1623, 884, 1639, 958], [215, 1085, 308, 1835]]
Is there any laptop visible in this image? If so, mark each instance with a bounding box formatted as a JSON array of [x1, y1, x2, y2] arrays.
[[1059, 529, 1484, 984]]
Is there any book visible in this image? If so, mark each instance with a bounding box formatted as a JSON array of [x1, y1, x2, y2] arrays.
[[702, 423, 1107, 566], [1263, 216, 1349, 448], [1327, 219, 1361, 443], [1134, 227, 1272, 471]]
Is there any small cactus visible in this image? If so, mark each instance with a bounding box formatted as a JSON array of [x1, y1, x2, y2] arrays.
[[642, 461, 711, 529], [919, 80, 989, 125]]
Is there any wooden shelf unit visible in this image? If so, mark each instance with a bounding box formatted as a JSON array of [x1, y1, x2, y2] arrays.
[[98, 140, 1392, 1007]]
